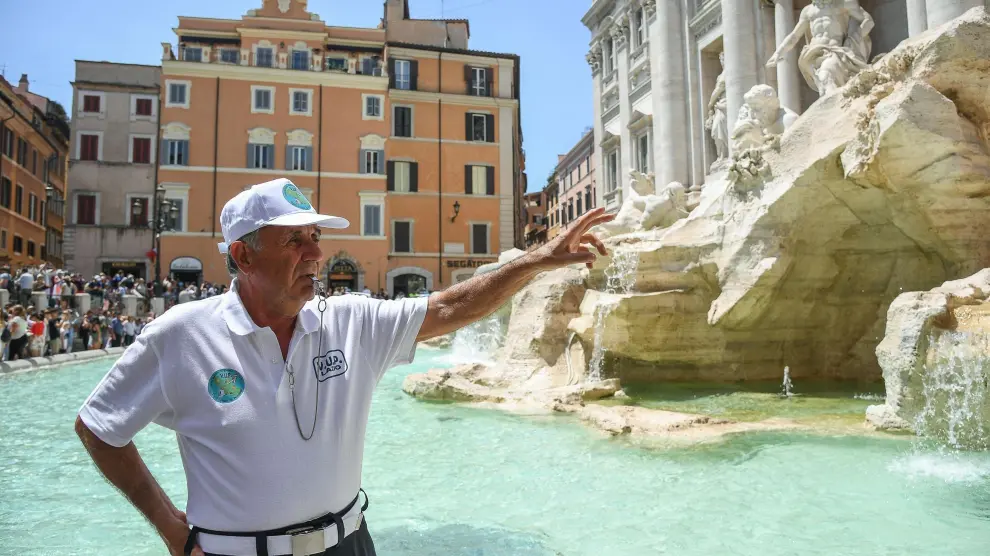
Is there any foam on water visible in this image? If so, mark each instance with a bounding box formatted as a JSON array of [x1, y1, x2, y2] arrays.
[[915, 331, 990, 451], [445, 313, 505, 366], [889, 452, 990, 484]]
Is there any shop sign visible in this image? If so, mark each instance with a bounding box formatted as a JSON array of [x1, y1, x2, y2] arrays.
[[445, 259, 494, 269], [170, 256, 203, 271]]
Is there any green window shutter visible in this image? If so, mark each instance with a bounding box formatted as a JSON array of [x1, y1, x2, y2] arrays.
[[305, 147, 313, 171], [358, 149, 366, 174], [410, 60, 419, 91], [377, 150, 385, 174], [410, 162, 419, 192], [464, 65, 472, 94], [247, 143, 254, 168], [485, 68, 494, 97], [388, 58, 396, 88], [465, 165, 472, 194], [486, 166, 495, 196], [181, 141, 189, 166], [266, 145, 274, 169], [465, 113, 473, 141], [286, 145, 293, 171], [486, 115, 495, 142], [386, 161, 395, 191]]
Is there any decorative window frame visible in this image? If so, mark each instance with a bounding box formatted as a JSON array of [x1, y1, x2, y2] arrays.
[[130, 94, 158, 122], [286, 129, 314, 147], [161, 121, 191, 141], [252, 40, 276, 68], [77, 90, 107, 119], [289, 41, 311, 71], [289, 88, 313, 117], [165, 80, 191, 109], [72, 190, 102, 226], [362, 94, 385, 121], [160, 183, 190, 233], [128, 133, 157, 164], [359, 192, 386, 237], [75, 130, 104, 161], [124, 193, 153, 227], [251, 85, 276, 114]]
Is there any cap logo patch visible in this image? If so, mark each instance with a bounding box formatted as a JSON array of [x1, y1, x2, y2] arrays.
[[282, 182, 312, 211]]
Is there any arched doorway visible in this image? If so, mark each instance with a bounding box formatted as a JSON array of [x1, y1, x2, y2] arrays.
[[169, 256, 203, 286], [327, 259, 358, 292], [386, 266, 434, 298]]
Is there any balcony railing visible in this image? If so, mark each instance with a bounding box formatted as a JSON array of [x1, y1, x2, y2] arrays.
[[167, 43, 387, 79]]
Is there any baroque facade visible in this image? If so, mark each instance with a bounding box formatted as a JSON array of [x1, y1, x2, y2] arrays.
[[583, 0, 987, 212], [155, 0, 524, 294]]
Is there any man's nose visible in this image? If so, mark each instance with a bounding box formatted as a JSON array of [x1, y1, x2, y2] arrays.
[[303, 236, 323, 262]]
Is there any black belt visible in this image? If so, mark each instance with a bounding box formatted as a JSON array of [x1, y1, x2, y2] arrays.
[[184, 489, 369, 556]]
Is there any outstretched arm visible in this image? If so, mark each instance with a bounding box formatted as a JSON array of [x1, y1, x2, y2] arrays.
[[417, 208, 615, 341], [767, 10, 809, 67]]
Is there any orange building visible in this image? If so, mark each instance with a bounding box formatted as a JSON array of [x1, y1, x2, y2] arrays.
[[0, 74, 68, 269], [156, 0, 524, 295], [522, 191, 546, 248]]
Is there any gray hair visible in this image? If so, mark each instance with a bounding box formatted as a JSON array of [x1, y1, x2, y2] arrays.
[[225, 229, 263, 277]]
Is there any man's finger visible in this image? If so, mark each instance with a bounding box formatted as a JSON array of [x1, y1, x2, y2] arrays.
[[580, 234, 608, 256], [563, 208, 611, 242]]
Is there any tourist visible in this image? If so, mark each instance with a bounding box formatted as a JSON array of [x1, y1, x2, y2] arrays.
[[123, 315, 136, 347], [17, 269, 34, 306], [60, 312, 73, 354], [75, 177, 613, 556], [109, 314, 124, 348], [0, 310, 7, 360], [46, 310, 60, 356]]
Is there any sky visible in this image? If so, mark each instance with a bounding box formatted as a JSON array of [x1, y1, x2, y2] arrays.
[[0, 0, 594, 192]]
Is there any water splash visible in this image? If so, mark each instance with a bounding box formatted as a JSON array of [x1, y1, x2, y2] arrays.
[[447, 313, 505, 365], [779, 366, 794, 399], [914, 332, 990, 451], [587, 249, 639, 382]]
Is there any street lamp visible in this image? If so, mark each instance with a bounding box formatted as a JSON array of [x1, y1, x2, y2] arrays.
[[151, 186, 178, 296], [450, 200, 461, 223]]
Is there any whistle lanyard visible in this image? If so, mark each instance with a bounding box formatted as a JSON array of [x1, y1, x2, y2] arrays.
[[287, 284, 329, 442]]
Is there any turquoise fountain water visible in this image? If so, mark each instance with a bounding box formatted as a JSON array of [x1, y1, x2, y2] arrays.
[[2, 351, 989, 555]]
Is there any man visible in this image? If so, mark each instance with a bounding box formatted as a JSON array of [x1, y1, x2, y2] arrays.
[[75, 178, 611, 556], [109, 313, 124, 348], [766, 0, 874, 96], [46, 309, 61, 356], [17, 268, 34, 306]]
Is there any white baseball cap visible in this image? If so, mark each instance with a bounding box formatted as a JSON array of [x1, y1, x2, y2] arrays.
[[217, 178, 349, 254]]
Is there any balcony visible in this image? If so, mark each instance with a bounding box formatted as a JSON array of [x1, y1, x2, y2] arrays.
[[165, 42, 387, 79]]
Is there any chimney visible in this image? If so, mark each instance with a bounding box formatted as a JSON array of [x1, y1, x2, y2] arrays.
[[17, 74, 29, 93]]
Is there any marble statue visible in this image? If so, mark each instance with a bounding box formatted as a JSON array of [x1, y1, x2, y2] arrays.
[[705, 52, 729, 170], [767, 0, 874, 96], [595, 171, 689, 237], [731, 85, 799, 152]]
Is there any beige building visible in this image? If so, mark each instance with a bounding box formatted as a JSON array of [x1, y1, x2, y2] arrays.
[[548, 130, 595, 234], [67, 61, 162, 279]]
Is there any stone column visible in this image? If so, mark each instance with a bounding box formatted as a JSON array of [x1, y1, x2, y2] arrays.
[[773, 0, 802, 115], [906, 0, 929, 36], [151, 297, 165, 316], [721, 0, 761, 155], [588, 43, 606, 211], [31, 291, 49, 311], [926, 0, 982, 28], [650, 0, 691, 187], [75, 293, 91, 314], [613, 16, 635, 198]]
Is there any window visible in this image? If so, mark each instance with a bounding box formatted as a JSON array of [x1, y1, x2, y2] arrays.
[[636, 134, 650, 173], [635, 8, 646, 47], [29, 194, 37, 221], [79, 134, 100, 161], [256, 48, 274, 68], [471, 223, 489, 254], [31, 150, 37, 176], [577, 197, 583, 216], [585, 187, 593, 211], [359, 56, 381, 76], [606, 151, 619, 192], [393, 106, 412, 137], [467, 113, 494, 143], [164, 198, 184, 231], [363, 95, 383, 120], [163, 140, 189, 166], [1, 127, 13, 158], [0, 177, 10, 209], [393, 221, 412, 253], [568, 200, 575, 222], [132, 137, 152, 164], [248, 144, 274, 169], [130, 197, 150, 227], [220, 49, 240, 64], [27, 241, 35, 258], [363, 204, 382, 236], [533, 215, 542, 225], [183, 47, 202, 62], [252, 86, 274, 113], [468, 66, 491, 96], [465, 165, 494, 196], [394, 60, 411, 90], [363, 150, 382, 174], [291, 50, 309, 71], [0, 230, 5, 249], [135, 97, 153, 116], [290, 89, 311, 115], [390, 161, 414, 193], [16, 138, 27, 165], [83, 94, 101, 113], [167, 81, 189, 108], [290, 146, 309, 171], [604, 39, 614, 74], [326, 57, 347, 72], [15, 185, 23, 214], [12, 236, 22, 254], [586, 157, 591, 174]]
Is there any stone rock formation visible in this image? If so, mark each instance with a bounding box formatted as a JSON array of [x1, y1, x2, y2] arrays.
[[865, 269, 990, 439]]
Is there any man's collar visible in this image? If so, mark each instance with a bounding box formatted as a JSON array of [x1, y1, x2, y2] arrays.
[[222, 278, 321, 336]]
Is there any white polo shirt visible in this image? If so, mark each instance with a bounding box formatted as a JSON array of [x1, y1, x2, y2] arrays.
[[79, 282, 428, 535]]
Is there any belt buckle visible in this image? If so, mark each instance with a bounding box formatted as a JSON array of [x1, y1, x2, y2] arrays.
[[287, 525, 325, 556]]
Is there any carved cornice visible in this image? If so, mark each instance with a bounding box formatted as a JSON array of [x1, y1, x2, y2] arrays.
[[642, 0, 656, 17], [586, 49, 603, 74], [610, 14, 630, 48]]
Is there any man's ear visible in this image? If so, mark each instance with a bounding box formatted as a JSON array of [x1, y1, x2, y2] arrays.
[[229, 242, 253, 274]]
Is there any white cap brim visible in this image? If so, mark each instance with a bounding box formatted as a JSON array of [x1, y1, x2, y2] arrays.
[[217, 212, 350, 253]]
